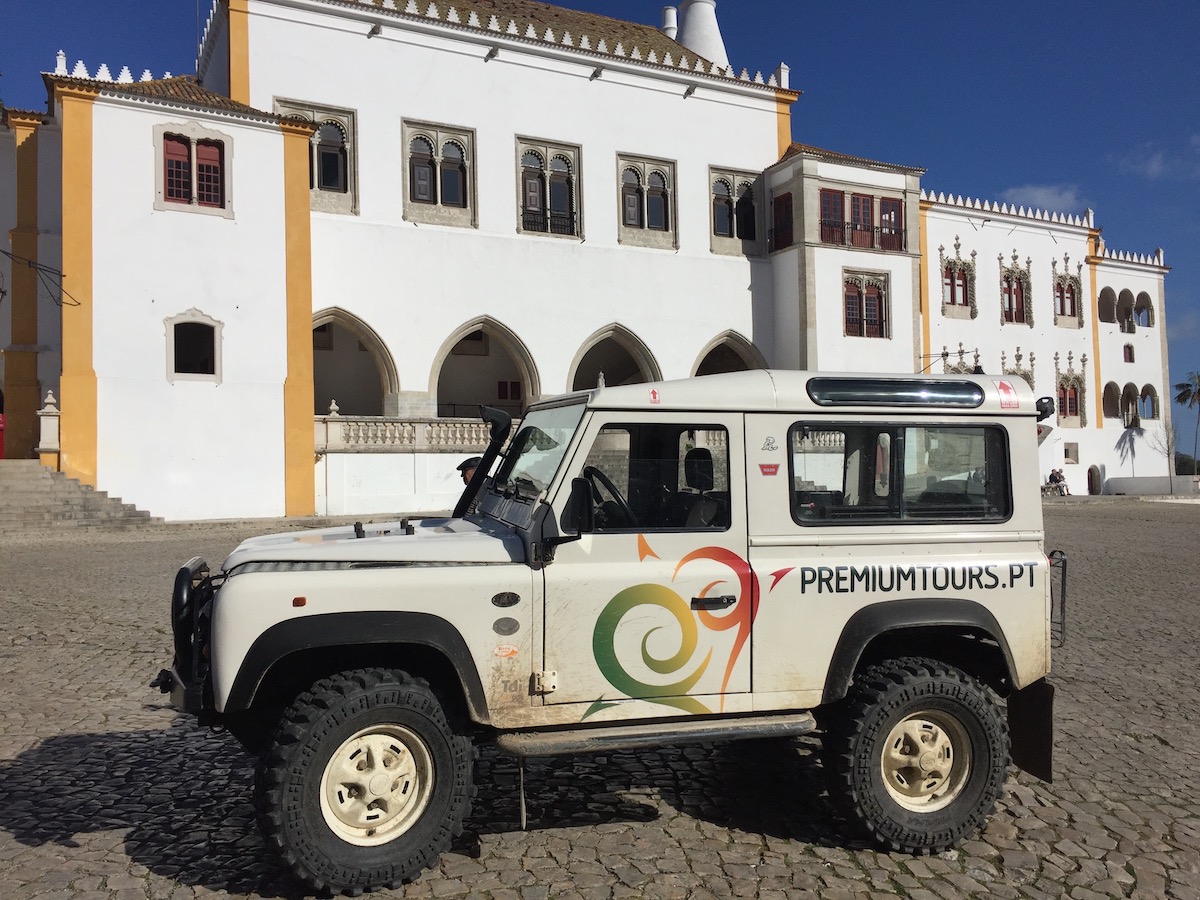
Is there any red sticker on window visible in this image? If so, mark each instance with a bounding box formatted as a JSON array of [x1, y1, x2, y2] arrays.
[[995, 380, 1020, 409], [759, 464, 780, 476]]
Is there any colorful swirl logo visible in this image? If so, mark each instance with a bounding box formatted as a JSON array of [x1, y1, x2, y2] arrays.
[[584, 542, 759, 720]]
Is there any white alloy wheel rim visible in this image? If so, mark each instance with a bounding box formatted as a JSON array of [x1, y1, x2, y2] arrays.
[[880, 710, 972, 813], [320, 724, 434, 846]]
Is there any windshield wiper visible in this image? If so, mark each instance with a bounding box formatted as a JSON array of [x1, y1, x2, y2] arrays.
[[512, 476, 541, 500]]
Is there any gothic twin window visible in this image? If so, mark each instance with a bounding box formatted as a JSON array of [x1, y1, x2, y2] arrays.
[[404, 123, 475, 227], [616, 157, 676, 250], [520, 143, 579, 237], [844, 274, 889, 338]]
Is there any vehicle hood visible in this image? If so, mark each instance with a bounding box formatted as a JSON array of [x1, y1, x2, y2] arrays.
[[221, 517, 525, 572]]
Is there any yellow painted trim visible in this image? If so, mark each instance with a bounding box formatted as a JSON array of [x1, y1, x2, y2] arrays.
[[774, 91, 794, 158], [919, 200, 932, 368], [227, 0, 252, 106], [56, 87, 98, 486], [1087, 230, 1103, 428], [282, 121, 316, 516], [4, 114, 42, 459]]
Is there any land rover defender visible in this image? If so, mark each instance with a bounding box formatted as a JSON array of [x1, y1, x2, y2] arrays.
[[155, 369, 1064, 895]]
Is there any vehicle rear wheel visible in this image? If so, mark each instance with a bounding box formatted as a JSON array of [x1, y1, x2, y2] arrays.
[[822, 656, 1009, 854], [255, 668, 474, 895]]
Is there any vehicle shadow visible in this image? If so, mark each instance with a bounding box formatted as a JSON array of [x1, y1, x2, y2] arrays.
[[0, 721, 858, 896]]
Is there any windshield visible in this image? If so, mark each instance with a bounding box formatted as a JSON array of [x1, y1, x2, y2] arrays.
[[493, 403, 587, 500]]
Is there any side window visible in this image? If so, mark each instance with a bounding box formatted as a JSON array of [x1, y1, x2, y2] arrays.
[[791, 424, 1009, 524], [581, 423, 729, 531]]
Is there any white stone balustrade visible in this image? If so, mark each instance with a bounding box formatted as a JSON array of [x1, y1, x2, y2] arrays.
[[315, 415, 495, 455]]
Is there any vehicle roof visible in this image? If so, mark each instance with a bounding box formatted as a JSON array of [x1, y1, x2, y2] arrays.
[[532, 369, 1041, 417]]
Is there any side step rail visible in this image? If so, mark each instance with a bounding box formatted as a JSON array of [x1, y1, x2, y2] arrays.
[[493, 711, 817, 759]]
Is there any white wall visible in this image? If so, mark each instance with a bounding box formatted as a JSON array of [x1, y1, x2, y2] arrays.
[[88, 98, 292, 520], [922, 201, 1171, 496], [241, 0, 784, 401]]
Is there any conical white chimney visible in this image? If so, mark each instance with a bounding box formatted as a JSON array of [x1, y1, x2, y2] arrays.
[[675, 0, 730, 71], [661, 6, 679, 40]]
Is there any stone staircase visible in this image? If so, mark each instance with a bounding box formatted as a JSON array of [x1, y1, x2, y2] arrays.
[[0, 460, 162, 533]]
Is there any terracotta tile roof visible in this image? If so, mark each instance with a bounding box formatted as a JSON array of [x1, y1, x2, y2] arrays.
[[43, 74, 275, 119], [780, 141, 925, 175]]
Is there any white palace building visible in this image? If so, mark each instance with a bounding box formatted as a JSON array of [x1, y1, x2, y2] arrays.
[[0, 0, 1177, 520]]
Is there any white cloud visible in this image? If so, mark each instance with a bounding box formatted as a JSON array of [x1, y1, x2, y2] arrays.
[[999, 184, 1086, 214], [1111, 139, 1200, 180]]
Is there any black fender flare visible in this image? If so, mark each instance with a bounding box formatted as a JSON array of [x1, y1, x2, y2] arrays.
[[821, 598, 1017, 705], [224, 611, 489, 722]]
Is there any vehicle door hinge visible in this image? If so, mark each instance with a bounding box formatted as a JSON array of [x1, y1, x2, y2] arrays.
[[532, 670, 558, 695]]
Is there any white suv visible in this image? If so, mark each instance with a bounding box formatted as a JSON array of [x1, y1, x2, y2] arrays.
[[156, 369, 1064, 896]]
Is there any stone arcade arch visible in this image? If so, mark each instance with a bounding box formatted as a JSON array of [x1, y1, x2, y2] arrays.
[[1135, 292, 1155, 328], [692, 331, 768, 377], [1102, 382, 1121, 420], [1116, 289, 1136, 333], [1097, 287, 1117, 324], [432, 317, 541, 419], [569, 325, 662, 392], [312, 308, 399, 416]]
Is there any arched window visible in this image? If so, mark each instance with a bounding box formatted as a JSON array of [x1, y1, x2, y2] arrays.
[[409, 137, 436, 203], [1140, 386, 1159, 420], [1135, 294, 1154, 327], [440, 141, 466, 208], [844, 277, 888, 338], [1120, 383, 1140, 428], [1002, 274, 1025, 323], [1061, 385, 1079, 417], [521, 151, 547, 231], [735, 182, 756, 240], [1102, 382, 1121, 419], [1064, 283, 1077, 317], [315, 122, 347, 193], [712, 180, 733, 237], [647, 172, 669, 231], [943, 265, 970, 306], [622, 169, 644, 228], [1098, 288, 1117, 323], [548, 156, 575, 235]]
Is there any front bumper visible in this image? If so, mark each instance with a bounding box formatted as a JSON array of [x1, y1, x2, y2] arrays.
[[152, 556, 218, 715]]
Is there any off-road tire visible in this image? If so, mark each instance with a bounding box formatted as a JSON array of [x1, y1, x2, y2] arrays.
[[255, 668, 475, 896], [822, 656, 1009, 854]]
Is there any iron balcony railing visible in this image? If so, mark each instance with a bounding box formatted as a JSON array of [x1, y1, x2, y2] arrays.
[[819, 220, 907, 252]]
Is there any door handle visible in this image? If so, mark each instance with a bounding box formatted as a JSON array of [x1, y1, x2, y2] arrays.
[[691, 595, 737, 610]]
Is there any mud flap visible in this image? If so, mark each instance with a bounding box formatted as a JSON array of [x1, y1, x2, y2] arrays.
[[1007, 677, 1054, 782]]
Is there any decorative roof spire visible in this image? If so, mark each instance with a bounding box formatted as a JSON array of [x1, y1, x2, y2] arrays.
[[674, 0, 730, 71]]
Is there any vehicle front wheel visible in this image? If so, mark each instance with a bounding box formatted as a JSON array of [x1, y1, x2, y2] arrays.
[[255, 668, 474, 895], [822, 656, 1009, 854]]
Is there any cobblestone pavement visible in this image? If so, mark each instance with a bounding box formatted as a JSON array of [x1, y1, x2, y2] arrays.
[[2, 500, 1199, 899]]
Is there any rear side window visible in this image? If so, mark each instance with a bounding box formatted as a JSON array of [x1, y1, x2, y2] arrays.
[[790, 423, 1010, 524]]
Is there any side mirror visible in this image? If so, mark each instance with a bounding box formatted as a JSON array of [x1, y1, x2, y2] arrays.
[[561, 477, 595, 536], [1035, 397, 1055, 422]]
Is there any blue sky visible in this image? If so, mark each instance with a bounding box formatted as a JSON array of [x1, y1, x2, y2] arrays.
[[4, 0, 1198, 416]]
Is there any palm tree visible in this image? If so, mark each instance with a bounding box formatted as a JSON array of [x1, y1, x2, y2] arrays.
[[1175, 371, 1200, 479]]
